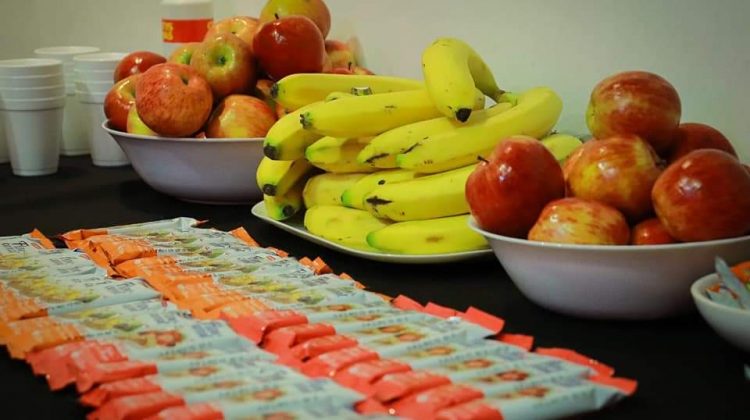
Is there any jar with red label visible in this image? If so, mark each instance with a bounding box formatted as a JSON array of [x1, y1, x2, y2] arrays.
[[161, 0, 214, 56]]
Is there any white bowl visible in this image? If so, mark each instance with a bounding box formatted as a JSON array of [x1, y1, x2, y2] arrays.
[[75, 80, 113, 93], [73, 52, 126, 70], [103, 122, 264, 204], [691, 273, 750, 353], [0, 84, 66, 99], [470, 219, 750, 320], [0, 58, 63, 76], [0, 73, 65, 88]]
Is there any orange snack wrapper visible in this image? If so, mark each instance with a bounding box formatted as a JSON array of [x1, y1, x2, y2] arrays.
[[283, 335, 362, 369], [372, 370, 452, 404], [298, 344, 381, 378], [332, 358, 412, 396], [389, 383, 484, 418]]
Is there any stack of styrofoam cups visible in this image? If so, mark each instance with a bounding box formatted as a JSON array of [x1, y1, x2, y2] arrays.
[[73, 52, 129, 167], [34, 46, 100, 156], [0, 59, 66, 176]]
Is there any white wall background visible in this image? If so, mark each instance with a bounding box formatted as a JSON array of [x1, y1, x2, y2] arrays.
[[2, 0, 748, 160]]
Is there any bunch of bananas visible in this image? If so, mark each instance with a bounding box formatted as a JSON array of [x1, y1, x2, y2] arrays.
[[257, 37, 582, 255]]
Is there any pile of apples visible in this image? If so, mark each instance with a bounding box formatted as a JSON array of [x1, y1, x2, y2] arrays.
[[104, 0, 370, 138], [468, 70, 750, 245]]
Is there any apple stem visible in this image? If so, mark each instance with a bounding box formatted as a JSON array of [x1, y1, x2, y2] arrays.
[[477, 156, 489, 164], [274, 13, 280, 20]]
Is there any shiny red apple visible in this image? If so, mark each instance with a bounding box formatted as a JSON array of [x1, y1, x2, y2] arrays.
[[190, 33, 256, 100], [252, 15, 325, 81], [565, 135, 662, 221], [205, 95, 277, 138], [135, 63, 213, 137], [113, 51, 166, 83], [466, 136, 565, 238], [667, 122, 737, 163], [631, 217, 677, 245], [204, 16, 260, 49], [528, 198, 630, 245], [103, 74, 139, 132], [586, 71, 681, 155], [652, 149, 750, 242]]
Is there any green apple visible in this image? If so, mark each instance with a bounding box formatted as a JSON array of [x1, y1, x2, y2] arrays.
[[168, 43, 199, 65]]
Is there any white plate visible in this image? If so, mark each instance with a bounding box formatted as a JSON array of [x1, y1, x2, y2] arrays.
[[251, 201, 492, 264]]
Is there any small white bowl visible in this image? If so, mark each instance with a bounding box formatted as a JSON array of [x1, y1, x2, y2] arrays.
[[0, 58, 63, 76], [691, 273, 750, 353], [103, 122, 264, 204], [0, 84, 66, 99], [0, 73, 65, 88], [73, 52, 126, 70], [470, 219, 750, 319]]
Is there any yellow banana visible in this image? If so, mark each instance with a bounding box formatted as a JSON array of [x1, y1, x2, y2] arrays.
[[367, 214, 488, 254], [263, 179, 304, 221], [341, 169, 420, 209], [255, 157, 314, 196], [299, 88, 485, 138], [357, 101, 514, 168], [395, 86, 563, 173], [422, 37, 504, 122], [263, 101, 323, 161], [325, 91, 354, 102], [272, 73, 423, 110], [305, 137, 377, 174], [303, 173, 367, 208], [540, 133, 583, 162], [304, 205, 391, 251], [363, 163, 476, 221]]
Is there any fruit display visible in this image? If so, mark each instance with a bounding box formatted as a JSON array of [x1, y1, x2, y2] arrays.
[[257, 35, 584, 255], [469, 70, 750, 246], [103, 0, 371, 138]]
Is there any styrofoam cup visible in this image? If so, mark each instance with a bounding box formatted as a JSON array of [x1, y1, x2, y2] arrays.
[[80, 102, 128, 166], [76, 90, 108, 103], [1, 106, 63, 176], [76, 80, 114, 93], [73, 52, 127, 70], [0, 117, 7, 164], [0, 96, 67, 111], [0, 85, 67, 100], [61, 95, 89, 156], [0, 73, 65, 88], [0, 58, 63, 77], [34, 46, 100, 61], [66, 83, 76, 96], [74, 68, 115, 82]]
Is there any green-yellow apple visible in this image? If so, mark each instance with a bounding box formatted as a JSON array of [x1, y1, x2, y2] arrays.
[[528, 197, 631, 245], [652, 149, 750, 242], [466, 136, 565, 238], [190, 33, 256, 100], [205, 95, 277, 138], [565, 134, 662, 222], [168, 43, 200, 65], [586, 71, 681, 156], [104, 74, 139, 132], [667, 122, 737, 163], [126, 104, 157, 136], [204, 16, 260, 50], [135, 63, 213, 137], [260, 0, 331, 38], [253, 15, 325, 81]]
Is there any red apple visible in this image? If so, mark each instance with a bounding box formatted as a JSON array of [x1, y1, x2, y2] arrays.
[[528, 198, 630, 245], [114, 51, 166, 83], [103, 74, 139, 132], [652, 149, 750, 242], [126, 104, 157, 136], [259, 0, 331, 38], [667, 122, 737, 163], [252, 15, 325, 81], [325, 40, 356, 69], [204, 16, 260, 50], [135, 63, 213, 137], [565, 135, 662, 221], [631, 217, 677, 245], [205, 95, 277, 138], [168, 43, 200, 65], [190, 33, 256, 100], [466, 136, 566, 238], [586, 71, 681, 155]]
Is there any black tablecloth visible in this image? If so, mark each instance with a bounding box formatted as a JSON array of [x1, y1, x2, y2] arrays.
[[1, 157, 748, 419]]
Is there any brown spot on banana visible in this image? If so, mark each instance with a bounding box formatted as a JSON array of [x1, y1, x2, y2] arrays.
[[364, 153, 389, 164], [365, 196, 392, 207], [299, 113, 313, 129]]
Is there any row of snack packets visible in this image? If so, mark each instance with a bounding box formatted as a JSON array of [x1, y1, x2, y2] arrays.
[[1, 219, 637, 419]]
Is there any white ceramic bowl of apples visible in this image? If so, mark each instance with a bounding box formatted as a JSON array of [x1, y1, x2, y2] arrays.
[[469, 71, 750, 320]]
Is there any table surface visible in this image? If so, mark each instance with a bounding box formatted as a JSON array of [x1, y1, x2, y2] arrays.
[[1, 157, 748, 420]]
